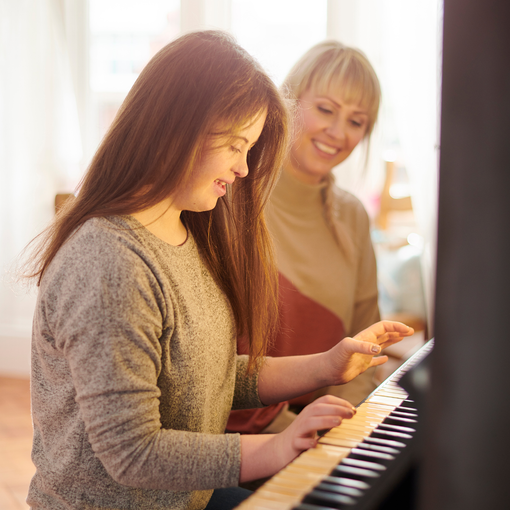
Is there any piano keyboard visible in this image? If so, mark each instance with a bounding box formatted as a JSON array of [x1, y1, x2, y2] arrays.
[[235, 339, 434, 510]]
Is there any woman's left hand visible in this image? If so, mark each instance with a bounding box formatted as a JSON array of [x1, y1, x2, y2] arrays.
[[324, 321, 414, 385]]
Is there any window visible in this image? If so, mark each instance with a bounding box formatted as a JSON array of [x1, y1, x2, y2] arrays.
[[89, 0, 180, 143], [230, 0, 327, 86]]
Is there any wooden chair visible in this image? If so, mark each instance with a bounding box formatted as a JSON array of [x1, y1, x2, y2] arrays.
[[376, 160, 413, 231]]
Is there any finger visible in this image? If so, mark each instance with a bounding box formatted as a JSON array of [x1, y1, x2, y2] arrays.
[[379, 336, 406, 350], [294, 436, 318, 451], [297, 414, 347, 435], [376, 331, 404, 345], [342, 337, 383, 356], [379, 329, 416, 350], [312, 394, 357, 410], [303, 402, 356, 420], [356, 321, 414, 342], [368, 354, 389, 367], [380, 321, 415, 334]]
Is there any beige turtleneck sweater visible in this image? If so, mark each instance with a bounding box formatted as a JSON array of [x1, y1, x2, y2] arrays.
[[227, 170, 380, 433], [266, 170, 379, 337]]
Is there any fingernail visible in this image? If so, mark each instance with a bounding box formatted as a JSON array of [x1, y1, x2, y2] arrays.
[[371, 345, 381, 353], [351, 406, 357, 415]]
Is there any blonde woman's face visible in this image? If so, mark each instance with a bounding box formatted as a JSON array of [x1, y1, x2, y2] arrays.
[[287, 88, 369, 185]]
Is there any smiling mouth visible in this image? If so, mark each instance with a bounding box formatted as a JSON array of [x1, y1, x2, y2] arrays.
[[313, 140, 340, 155]]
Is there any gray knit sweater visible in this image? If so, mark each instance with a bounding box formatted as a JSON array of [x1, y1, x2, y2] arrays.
[[28, 216, 263, 510]]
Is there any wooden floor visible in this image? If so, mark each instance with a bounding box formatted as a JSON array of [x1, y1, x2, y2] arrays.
[[0, 376, 33, 510]]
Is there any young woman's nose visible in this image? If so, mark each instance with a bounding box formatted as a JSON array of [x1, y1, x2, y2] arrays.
[[233, 156, 249, 178], [324, 116, 346, 141]]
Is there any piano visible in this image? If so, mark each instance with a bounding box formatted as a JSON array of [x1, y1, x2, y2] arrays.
[[235, 338, 434, 510]]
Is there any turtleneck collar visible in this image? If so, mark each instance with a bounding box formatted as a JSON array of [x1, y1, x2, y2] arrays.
[[270, 168, 328, 219]]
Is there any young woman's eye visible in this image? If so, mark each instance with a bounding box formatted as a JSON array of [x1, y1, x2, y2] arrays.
[[351, 120, 364, 128], [317, 106, 333, 114], [231, 146, 242, 154]]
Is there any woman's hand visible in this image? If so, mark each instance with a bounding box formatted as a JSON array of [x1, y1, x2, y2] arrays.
[[272, 395, 356, 466], [239, 395, 356, 482], [256, 321, 414, 408], [324, 320, 414, 385]]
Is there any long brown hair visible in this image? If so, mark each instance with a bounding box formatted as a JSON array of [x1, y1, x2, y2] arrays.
[[24, 30, 290, 370]]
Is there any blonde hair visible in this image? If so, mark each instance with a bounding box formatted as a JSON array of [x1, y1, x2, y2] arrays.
[[283, 40, 380, 135], [283, 40, 381, 259]]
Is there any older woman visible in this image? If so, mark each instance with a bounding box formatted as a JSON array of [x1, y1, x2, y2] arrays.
[[228, 40, 383, 435]]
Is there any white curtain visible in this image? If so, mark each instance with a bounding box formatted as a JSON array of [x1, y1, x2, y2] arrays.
[[329, 0, 442, 334], [378, 0, 442, 333], [0, 0, 82, 375]]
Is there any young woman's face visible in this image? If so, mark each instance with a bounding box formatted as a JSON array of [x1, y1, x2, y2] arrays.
[[287, 88, 369, 185], [174, 110, 267, 213]]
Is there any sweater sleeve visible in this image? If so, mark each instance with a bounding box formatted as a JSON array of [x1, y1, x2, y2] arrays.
[[231, 355, 265, 410], [38, 227, 241, 491]]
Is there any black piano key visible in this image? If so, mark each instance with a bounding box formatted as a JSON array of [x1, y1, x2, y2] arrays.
[[314, 482, 364, 498], [388, 409, 418, 418], [293, 503, 341, 510], [349, 447, 395, 461], [389, 406, 418, 414], [341, 458, 386, 471], [363, 436, 406, 448], [331, 465, 381, 479], [321, 476, 370, 490], [355, 442, 400, 455], [382, 414, 417, 424], [394, 404, 417, 412], [385, 401, 417, 410], [376, 423, 416, 433], [370, 428, 413, 440], [303, 488, 357, 507]]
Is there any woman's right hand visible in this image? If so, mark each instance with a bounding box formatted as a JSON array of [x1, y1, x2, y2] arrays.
[[272, 395, 356, 466], [239, 395, 355, 483]]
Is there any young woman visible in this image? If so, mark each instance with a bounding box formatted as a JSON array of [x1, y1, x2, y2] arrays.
[[228, 41, 385, 435], [25, 32, 412, 510]]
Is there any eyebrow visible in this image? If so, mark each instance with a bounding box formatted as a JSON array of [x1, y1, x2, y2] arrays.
[[233, 135, 258, 148], [317, 96, 369, 115]]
